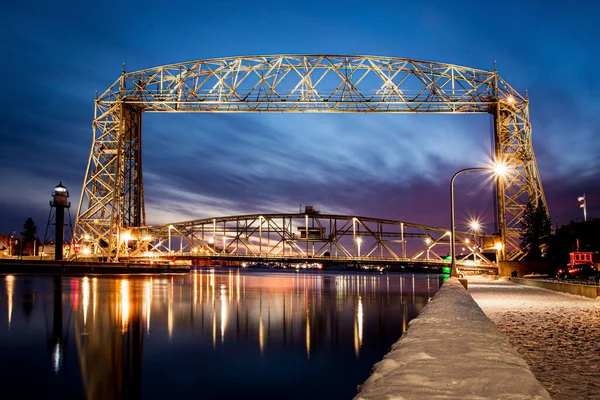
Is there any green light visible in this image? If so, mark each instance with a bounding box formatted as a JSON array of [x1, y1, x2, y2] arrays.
[[442, 267, 452, 274]]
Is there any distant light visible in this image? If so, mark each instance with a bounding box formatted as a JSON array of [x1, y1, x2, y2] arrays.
[[495, 242, 503, 251], [425, 238, 432, 245], [82, 247, 91, 255], [506, 95, 515, 104]]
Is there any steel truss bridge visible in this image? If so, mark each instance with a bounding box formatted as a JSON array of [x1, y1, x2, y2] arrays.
[[110, 213, 499, 268], [75, 55, 546, 262]]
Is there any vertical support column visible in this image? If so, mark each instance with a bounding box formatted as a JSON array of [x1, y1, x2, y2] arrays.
[[121, 105, 144, 228], [401, 223, 406, 259], [492, 82, 507, 261]]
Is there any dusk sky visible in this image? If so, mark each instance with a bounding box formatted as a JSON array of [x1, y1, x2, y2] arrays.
[[1, 0, 598, 237]]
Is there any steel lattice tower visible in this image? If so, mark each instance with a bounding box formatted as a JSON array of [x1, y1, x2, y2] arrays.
[[75, 55, 546, 261]]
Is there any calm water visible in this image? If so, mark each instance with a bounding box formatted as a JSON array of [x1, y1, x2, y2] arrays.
[[0, 270, 443, 399]]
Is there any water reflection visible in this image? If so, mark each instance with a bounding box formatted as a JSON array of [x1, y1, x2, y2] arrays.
[[1, 271, 442, 399], [5, 275, 13, 328]]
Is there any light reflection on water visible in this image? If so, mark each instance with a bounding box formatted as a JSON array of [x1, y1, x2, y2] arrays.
[[0, 270, 443, 399]]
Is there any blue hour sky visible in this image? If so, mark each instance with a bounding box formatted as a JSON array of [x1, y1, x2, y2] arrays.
[[0, 0, 598, 236]]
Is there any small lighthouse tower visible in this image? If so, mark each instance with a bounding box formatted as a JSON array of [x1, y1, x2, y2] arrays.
[[44, 182, 72, 261]]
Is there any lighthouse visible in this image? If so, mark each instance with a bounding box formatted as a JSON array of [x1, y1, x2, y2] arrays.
[[49, 182, 70, 261]]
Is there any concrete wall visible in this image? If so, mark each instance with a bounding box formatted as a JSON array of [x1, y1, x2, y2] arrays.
[[512, 277, 600, 299], [498, 260, 555, 278], [355, 278, 550, 400]]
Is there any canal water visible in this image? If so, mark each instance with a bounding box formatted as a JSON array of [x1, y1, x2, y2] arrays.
[[0, 270, 443, 399]]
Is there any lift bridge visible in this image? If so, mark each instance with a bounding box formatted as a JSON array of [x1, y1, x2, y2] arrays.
[[87, 210, 502, 269], [74, 55, 547, 263]]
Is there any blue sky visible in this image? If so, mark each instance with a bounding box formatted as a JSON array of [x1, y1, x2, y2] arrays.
[[0, 0, 598, 236]]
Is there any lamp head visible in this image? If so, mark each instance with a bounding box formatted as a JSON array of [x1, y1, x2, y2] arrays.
[[468, 219, 481, 232], [493, 162, 509, 177]]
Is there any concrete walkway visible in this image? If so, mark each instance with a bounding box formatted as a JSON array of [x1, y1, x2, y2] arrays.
[[469, 277, 600, 400], [355, 278, 549, 399]]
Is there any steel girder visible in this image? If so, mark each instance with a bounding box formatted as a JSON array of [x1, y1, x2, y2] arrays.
[[75, 55, 546, 261]]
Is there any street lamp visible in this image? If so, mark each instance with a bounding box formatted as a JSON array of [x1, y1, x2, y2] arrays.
[[356, 236, 363, 257], [450, 163, 508, 277], [168, 225, 174, 253], [8, 231, 16, 257], [578, 194, 587, 222]]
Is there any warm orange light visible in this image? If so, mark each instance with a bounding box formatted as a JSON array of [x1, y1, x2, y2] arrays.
[[469, 219, 481, 232], [493, 162, 509, 177]]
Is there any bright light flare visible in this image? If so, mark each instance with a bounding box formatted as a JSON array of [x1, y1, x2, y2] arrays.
[[495, 242, 503, 251], [468, 219, 481, 232], [493, 162, 509, 177]]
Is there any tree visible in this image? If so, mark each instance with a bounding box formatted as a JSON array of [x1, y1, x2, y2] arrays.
[[520, 201, 552, 260], [20, 217, 38, 256]]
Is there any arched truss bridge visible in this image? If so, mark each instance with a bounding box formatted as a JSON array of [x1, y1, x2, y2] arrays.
[[106, 213, 500, 268], [75, 55, 546, 261]]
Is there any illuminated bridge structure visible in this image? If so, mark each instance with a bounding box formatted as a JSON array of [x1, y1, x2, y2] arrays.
[[105, 212, 500, 269], [75, 55, 546, 262]]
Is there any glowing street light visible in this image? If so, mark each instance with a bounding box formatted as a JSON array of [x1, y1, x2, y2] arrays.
[[356, 237, 363, 257], [450, 162, 509, 277], [494, 241, 503, 263], [468, 219, 481, 233], [168, 225, 174, 253]]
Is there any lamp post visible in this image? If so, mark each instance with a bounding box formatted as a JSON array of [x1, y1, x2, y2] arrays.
[[450, 164, 508, 277], [8, 231, 16, 257], [578, 194, 587, 222]]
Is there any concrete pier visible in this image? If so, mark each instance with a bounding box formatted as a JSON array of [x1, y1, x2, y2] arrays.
[[0, 259, 190, 274]]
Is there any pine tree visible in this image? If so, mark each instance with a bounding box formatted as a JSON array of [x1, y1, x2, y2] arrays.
[[21, 217, 38, 256], [520, 201, 551, 260]]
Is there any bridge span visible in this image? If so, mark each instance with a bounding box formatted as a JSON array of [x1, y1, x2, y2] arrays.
[[77, 211, 501, 270]]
